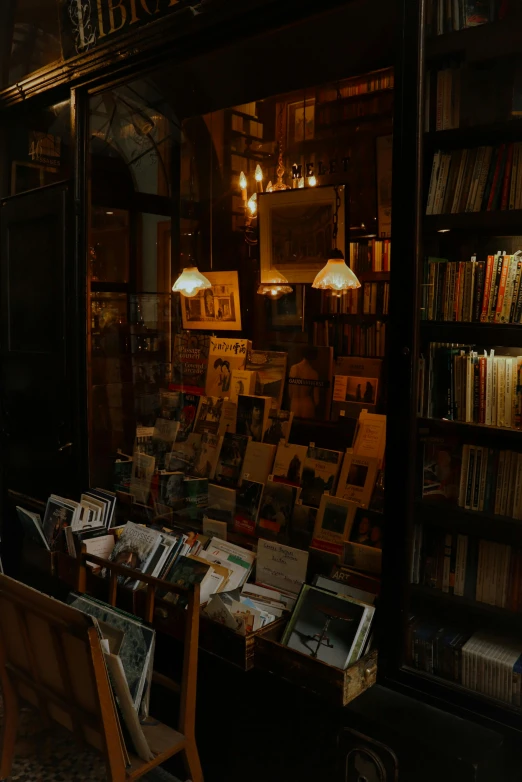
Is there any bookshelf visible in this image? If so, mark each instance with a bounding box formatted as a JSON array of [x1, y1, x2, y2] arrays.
[[383, 0, 522, 737]]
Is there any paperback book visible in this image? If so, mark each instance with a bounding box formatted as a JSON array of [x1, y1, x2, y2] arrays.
[[214, 433, 250, 488], [300, 446, 343, 507], [205, 338, 251, 398], [171, 333, 210, 392], [246, 349, 288, 410]]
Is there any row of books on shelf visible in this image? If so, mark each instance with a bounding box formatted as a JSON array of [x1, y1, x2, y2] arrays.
[[406, 619, 522, 707], [230, 113, 263, 138], [349, 239, 391, 273], [317, 68, 393, 103], [421, 343, 522, 427], [316, 92, 393, 127], [425, 63, 522, 132], [320, 282, 390, 316], [313, 321, 386, 358], [422, 252, 522, 324], [424, 438, 522, 520], [426, 144, 522, 215], [425, 0, 507, 36], [412, 525, 522, 610]]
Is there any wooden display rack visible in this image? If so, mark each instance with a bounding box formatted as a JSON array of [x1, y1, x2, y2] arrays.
[[55, 548, 285, 672], [0, 568, 203, 781], [255, 621, 378, 708]]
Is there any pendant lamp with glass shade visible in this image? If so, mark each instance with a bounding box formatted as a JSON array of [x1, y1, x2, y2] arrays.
[[257, 270, 293, 300], [172, 137, 212, 298], [312, 186, 361, 293]]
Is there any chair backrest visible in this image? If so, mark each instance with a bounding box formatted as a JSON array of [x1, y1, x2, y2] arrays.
[[0, 572, 126, 765]]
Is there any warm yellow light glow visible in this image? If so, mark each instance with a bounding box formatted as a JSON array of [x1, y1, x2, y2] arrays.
[[298, 177, 305, 189], [239, 171, 247, 191], [308, 175, 317, 187], [255, 165, 263, 182], [257, 270, 293, 300], [266, 181, 273, 193], [247, 193, 257, 216], [312, 251, 361, 292], [172, 267, 212, 297]]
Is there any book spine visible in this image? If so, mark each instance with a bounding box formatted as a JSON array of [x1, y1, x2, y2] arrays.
[[436, 71, 444, 131], [472, 446, 483, 511], [488, 254, 502, 322], [465, 445, 476, 510], [505, 358, 513, 429], [454, 535, 468, 596], [473, 261, 485, 322], [510, 262, 522, 323], [426, 152, 441, 214], [466, 146, 484, 212], [474, 146, 493, 210], [451, 149, 468, 213], [434, 152, 452, 214], [458, 443, 470, 506], [485, 352, 493, 426], [478, 446, 488, 511], [495, 254, 511, 322], [487, 144, 506, 211], [479, 356, 487, 424], [501, 143, 514, 210], [473, 354, 480, 423]]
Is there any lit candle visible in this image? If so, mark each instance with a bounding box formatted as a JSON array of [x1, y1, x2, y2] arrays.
[[255, 164, 263, 192], [239, 171, 248, 204]]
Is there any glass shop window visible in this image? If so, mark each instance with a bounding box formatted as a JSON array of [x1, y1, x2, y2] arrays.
[[1, 98, 71, 197], [88, 65, 393, 551]]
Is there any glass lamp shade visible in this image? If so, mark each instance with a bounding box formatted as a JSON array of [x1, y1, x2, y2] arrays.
[[257, 271, 293, 300], [312, 249, 361, 291], [172, 267, 212, 297]]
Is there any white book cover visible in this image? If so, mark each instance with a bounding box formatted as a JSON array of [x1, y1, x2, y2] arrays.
[[205, 338, 250, 398], [505, 357, 513, 428], [229, 369, 257, 403], [353, 411, 386, 465], [241, 440, 276, 485], [336, 451, 379, 508]]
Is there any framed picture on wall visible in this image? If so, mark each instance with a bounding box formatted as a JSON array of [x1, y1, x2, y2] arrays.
[[181, 271, 242, 331], [259, 185, 346, 284], [287, 98, 315, 144]]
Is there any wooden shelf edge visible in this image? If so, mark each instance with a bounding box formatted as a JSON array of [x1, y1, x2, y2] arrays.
[[411, 584, 520, 619], [417, 416, 522, 439]]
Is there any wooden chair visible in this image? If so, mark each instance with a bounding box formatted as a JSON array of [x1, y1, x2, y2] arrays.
[[0, 565, 203, 782]]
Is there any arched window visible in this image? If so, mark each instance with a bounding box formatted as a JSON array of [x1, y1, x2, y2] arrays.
[[1, 0, 62, 89]]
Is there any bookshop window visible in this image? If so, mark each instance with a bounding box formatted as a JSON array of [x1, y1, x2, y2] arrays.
[[88, 61, 392, 552], [1, 0, 62, 88], [408, 0, 522, 717], [1, 98, 71, 197]]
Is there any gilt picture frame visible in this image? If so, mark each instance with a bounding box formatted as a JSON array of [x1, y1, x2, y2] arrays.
[[259, 185, 346, 284]]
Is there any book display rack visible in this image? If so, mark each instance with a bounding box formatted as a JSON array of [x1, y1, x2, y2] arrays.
[[383, 0, 522, 736]]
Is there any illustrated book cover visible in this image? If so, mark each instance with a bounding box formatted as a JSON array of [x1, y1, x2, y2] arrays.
[[331, 356, 382, 420], [336, 450, 379, 508], [246, 349, 288, 410], [236, 394, 272, 442], [214, 432, 250, 488], [300, 446, 343, 507], [311, 495, 358, 558], [205, 338, 251, 398]]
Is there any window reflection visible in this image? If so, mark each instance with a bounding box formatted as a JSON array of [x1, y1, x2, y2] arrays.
[[3, 0, 61, 88]]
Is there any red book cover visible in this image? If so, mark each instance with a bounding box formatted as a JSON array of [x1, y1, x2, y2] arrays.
[[501, 143, 514, 210], [480, 255, 494, 322], [479, 356, 487, 424], [487, 143, 505, 211], [494, 255, 510, 322]]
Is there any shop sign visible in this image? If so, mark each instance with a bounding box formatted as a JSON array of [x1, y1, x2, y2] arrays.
[[60, 0, 186, 59]]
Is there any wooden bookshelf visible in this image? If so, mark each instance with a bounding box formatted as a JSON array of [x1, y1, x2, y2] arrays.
[[411, 584, 520, 623], [424, 210, 522, 233], [425, 17, 522, 63], [420, 321, 522, 346], [414, 500, 522, 545], [424, 120, 522, 150], [312, 313, 388, 323], [417, 416, 522, 442]]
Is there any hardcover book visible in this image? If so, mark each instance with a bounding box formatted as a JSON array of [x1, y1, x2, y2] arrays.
[[276, 343, 333, 421], [336, 451, 379, 508], [311, 495, 357, 558], [205, 338, 251, 398], [241, 440, 276, 485], [273, 442, 308, 485], [171, 333, 210, 392], [236, 394, 272, 442], [263, 409, 294, 445], [233, 479, 264, 535], [258, 477, 298, 535], [192, 432, 222, 480], [246, 349, 288, 410], [214, 433, 250, 488], [281, 585, 375, 669], [300, 446, 343, 507], [331, 357, 382, 421], [229, 369, 257, 403]]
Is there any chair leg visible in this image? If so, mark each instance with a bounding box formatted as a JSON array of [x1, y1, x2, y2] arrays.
[[181, 738, 203, 782], [0, 673, 19, 780]]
